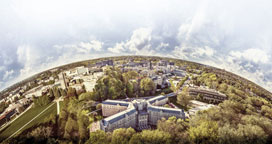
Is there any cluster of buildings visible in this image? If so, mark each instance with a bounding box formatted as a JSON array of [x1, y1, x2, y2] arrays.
[[60, 66, 105, 92], [113, 59, 187, 91], [91, 95, 185, 132]]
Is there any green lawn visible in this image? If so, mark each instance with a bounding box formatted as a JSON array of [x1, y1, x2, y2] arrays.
[[0, 102, 57, 141]]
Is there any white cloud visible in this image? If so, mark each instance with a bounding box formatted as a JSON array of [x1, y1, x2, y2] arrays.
[[0, 66, 5, 72], [127, 28, 152, 52], [108, 27, 152, 54], [16, 45, 40, 77], [173, 45, 215, 60], [79, 40, 103, 51], [108, 42, 126, 53], [3, 58, 13, 65], [155, 42, 169, 51], [17, 45, 30, 65], [230, 48, 270, 64], [195, 46, 214, 57], [3, 69, 14, 80], [54, 40, 103, 54]]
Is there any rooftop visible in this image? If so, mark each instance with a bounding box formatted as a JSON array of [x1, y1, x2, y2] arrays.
[[103, 107, 137, 125], [102, 100, 130, 107], [147, 95, 167, 104], [147, 105, 183, 115]]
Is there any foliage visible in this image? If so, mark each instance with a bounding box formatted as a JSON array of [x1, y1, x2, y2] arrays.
[[0, 102, 8, 114], [157, 116, 189, 143], [111, 128, 136, 144], [33, 95, 52, 107], [86, 130, 110, 144], [140, 78, 156, 96], [177, 86, 191, 108], [94, 67, 126, 100], [189, 120, 219, 144], [67, 87, 77, 98]]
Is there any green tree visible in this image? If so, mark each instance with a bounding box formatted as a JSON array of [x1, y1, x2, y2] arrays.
[[140, 130, 172, 144], [129, 133, 142, 144], [111, 128, 136, 144], [86, 130, 109, 144], [140, 78, 156, 96], [261, 105, 272, 119], [77, 110, 89, 140], [49, 88, 54, 98], [61, 89, 67, 97], [94, 69, 125, 100], [157, 116, 189, 143], [177, 87, 191, 108], [53, 87, 61, 98], [67, 87, 77, 98], [189, 120, 219, 144], [96, 103, 102, 110], [64, 116, 78, 140]]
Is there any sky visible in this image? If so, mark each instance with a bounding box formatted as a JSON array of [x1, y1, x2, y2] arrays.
[[0, 0, 272, 92]]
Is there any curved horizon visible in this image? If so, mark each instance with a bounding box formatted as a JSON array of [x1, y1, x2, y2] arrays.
[[1, 55, 271, 94]]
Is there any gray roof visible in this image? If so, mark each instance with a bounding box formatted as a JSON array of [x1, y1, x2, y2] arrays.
[[103, 108, 137, 125], [147, 106, 183, 115], [102, 100, 130, 107], [147, 95, 167, 104]]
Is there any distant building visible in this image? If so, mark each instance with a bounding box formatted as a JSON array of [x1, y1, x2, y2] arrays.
[[76, 66, 89, 75], [96, 60, 113, 67], [96, 95, 185, 132], [172, 69, 186, 77], [152, 76, 168, 89], [18, 98, 31, 106], [189, 86, 227, 103], [158, 60, 168, 67], [65, 66, 89, 78], [0, 109, 16, 127]]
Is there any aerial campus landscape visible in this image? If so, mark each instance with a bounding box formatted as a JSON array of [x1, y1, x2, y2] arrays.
[[1, 0, 272, 144], [0, 56, 271, 144]]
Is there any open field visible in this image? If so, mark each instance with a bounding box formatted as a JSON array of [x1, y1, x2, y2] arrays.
[[0, 102, 57, 141]]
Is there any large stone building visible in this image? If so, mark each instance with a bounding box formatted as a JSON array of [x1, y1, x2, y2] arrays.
[[189, 86, 227, 103], [98, 95, 185, 132]]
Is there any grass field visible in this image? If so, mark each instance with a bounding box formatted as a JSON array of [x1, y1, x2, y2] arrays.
[[0, 102, 57, 141]]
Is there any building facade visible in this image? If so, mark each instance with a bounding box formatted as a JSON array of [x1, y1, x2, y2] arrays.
[[189, 86, 227, 103], [98, 95, 185, 132]]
